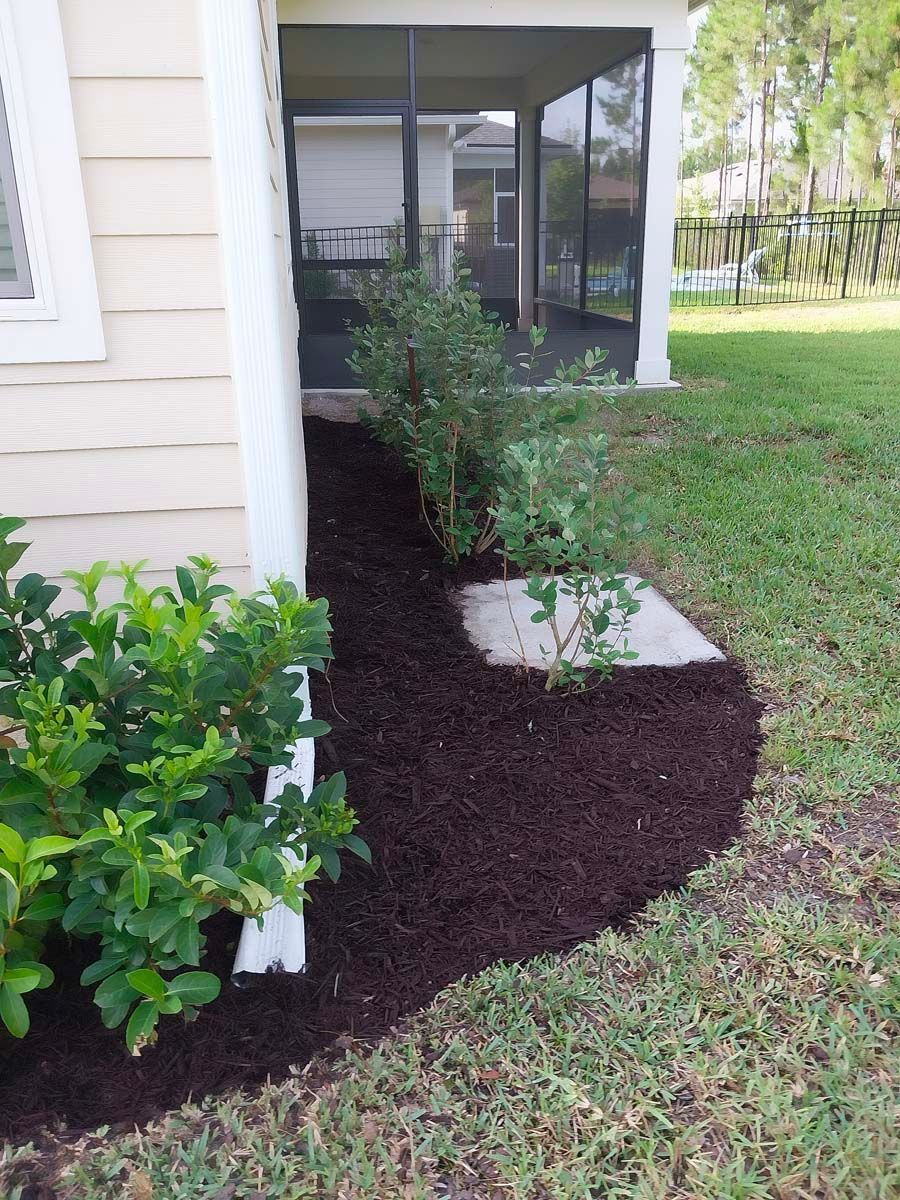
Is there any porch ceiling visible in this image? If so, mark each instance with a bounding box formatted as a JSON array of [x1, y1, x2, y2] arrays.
[[281, 25, 647, 111]]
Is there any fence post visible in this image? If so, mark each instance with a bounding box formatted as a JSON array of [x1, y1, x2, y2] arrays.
[[783, 222, 794, 281], [869, 208, 887, 289], [734, 212, 748, 306], [841, 208, 858, 299], [823, 211, 836, 285]]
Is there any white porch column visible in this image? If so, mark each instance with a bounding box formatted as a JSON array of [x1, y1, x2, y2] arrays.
[[635, 42, 687, 387], [517, 106, 538, 329]]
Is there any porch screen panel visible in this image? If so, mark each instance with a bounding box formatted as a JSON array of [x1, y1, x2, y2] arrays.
[[538, 85, 587, 309], [280, 27, 409, 100], [585, 54, 646, 321]]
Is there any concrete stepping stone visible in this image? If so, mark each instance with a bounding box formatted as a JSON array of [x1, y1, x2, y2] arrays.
[[457, 575, 725, 670]]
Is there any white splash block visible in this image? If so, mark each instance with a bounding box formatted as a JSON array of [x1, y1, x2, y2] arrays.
[[457, 576, 725, 670]]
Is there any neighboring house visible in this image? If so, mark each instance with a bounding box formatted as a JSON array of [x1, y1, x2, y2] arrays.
[[1, 0, 702, 619], [681, 157, 850, 217]]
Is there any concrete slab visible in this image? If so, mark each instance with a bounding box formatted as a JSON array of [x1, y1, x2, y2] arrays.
[[457, 575, 724, 670]]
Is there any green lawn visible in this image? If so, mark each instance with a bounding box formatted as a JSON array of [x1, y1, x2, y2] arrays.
[[5, 300, 899, 1199]]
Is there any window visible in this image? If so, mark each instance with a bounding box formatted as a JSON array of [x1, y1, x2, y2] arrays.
[[0, 1, 104, 363], [453, 167, 493, 224], [0, 77, 30, 298], [453, 167, 516, 245], [496, 194, 515, 246], [494, 167, 515, 246]]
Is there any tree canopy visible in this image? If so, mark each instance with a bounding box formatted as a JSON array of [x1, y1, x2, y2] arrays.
[[684, 0, 900, 214]]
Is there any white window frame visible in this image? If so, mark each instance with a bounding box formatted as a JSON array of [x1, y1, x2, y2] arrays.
[[0, 1, 104, 363]]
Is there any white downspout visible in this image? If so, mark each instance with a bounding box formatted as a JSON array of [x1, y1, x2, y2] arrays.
[[200, 0, 310, 975]]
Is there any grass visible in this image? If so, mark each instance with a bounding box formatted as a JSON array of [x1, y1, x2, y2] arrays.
[[4, 299, 899, 1199]]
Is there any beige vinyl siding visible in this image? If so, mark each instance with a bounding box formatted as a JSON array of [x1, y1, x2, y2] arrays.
[[82, 160, 218, 235], [92, 237, 225, 312], [70, 79, 211, 158], [59, 0, 203, 78], [1, 379, 236, 454], [0, 0, 250, 593], [20, 510, 249, 579], [3, 445, 242, 519]]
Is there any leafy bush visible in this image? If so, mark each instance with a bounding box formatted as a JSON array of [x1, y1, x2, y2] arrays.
[[349, 251, 621, 563], [350, 250, 512, 561], [492, 433, 650, 690], [0, 516, 366, 1053]]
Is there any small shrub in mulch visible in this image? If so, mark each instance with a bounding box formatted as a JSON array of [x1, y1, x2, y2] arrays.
[[0, 416, 762, 1144]]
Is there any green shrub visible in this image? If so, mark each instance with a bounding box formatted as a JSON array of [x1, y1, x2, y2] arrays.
[[0, 516, 366, 1053], [492, 432, 650, 690], [349, 251, 622, 563]]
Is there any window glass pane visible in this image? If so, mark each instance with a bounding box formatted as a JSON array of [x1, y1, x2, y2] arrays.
[[280, 27, 409, 100], [496, 194, 516, 245], [0, 78, 32, 299], [538, 84, 587, 308], [452, 167, 493, 224], [495, 167, 516, 193], [585, 54, 645, 321]]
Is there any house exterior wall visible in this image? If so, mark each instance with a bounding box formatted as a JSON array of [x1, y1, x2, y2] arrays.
[[0, 0, 252, 603], [295, 123, 407, 232], [293, 120, 452, 232], [417, 124, 453, 224]]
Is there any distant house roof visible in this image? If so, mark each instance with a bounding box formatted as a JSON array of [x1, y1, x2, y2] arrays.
[[453, 119, 571, 151], [589, 175, 639, 203]]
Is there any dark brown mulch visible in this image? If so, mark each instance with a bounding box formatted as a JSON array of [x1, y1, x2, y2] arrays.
[[0, 416, 762, 1144]]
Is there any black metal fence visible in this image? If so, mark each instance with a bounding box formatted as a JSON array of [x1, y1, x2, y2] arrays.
[[671, 209, 900, 307], [299, 209, 900, 311], [299, 221, 515, 301]]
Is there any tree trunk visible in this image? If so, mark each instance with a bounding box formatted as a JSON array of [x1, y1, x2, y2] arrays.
[[756, 81, 768, 213], [756, 3, 770, 215], [765, 73, 777, 215], [802, 24, 831, 214], [743, 98, 755, 213], [835, 133, 844, 206]]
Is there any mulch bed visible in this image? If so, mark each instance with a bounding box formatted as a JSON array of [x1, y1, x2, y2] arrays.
[[0, 416, 763, 1145]]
